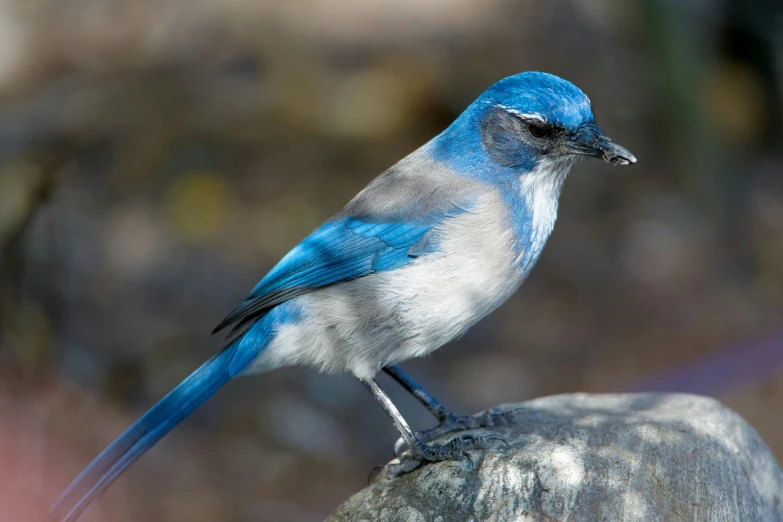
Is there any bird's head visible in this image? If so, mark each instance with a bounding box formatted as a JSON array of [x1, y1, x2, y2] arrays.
[[477, 71, 636, 170], [434, 72, 635, 175]]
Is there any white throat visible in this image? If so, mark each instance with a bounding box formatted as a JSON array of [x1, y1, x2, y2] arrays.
[[518, 156, 575, 268]]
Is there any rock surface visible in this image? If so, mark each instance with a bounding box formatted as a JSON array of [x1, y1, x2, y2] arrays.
[[328, 393, 783, 522]]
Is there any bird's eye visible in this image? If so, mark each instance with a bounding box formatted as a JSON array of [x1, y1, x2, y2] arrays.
[[526, 122, 548, 139]]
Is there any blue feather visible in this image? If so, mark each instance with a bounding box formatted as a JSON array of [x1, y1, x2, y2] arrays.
[[212, 215, 449, 334], [48, 348, 236, 522], [49, 302, 302, 522], [430, 71, 594, 180]]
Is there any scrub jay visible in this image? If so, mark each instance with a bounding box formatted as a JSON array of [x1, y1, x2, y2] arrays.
[[50, 71, 635, 522]]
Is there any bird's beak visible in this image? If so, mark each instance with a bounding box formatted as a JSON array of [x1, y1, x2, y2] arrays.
[[566, 123, 636, 166]]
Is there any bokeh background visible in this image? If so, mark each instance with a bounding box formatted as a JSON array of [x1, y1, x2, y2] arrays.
[[1, 0, 782, 520]]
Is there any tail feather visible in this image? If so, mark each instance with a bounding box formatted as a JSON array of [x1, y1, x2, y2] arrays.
[[49, 348, 238, 522]]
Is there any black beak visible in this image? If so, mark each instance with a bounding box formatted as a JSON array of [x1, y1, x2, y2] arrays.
[[567, 123, 636, 166]]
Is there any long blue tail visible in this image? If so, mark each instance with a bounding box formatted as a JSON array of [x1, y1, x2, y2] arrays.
[[49, 347, 239, 522]]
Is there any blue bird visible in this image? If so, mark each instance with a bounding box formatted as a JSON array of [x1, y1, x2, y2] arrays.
[[49, 71, 635, 521]]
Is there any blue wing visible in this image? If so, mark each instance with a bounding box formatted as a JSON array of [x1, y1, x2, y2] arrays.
[[212, 215, 446, 335]]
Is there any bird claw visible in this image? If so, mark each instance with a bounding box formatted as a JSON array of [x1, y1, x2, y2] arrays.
[[393, 436, 407, 458], [382, 457, 424, 479], [394, 410, 514, 457], [422, 410, 514, 441], [460, 450, 475, 470], [381, 410, 514, 478], [383, 431, 507, 477], [483, 433, 511, 450]]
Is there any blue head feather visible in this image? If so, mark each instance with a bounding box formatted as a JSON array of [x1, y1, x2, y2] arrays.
[[481, 72, 594, 129], [430, 72, 596, 177]]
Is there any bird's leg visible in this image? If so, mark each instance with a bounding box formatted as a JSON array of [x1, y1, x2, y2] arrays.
[[382, 365, 455, 423], [382, 365, 514, 455], [361, 378, 504, 477]]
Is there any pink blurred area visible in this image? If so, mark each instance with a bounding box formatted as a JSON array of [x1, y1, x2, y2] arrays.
[[1, 0, 782, 520], [1, 383, 134, 522]]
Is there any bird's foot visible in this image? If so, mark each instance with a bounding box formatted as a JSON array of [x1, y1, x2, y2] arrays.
[[393, 407, 515, 457], [381, 432, 508, 479]]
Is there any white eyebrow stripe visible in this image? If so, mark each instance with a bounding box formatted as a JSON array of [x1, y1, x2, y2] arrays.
[[494, 105, 546, 123]]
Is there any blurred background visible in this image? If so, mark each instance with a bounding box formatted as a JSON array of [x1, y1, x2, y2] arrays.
[[1, 0, 782, 520]]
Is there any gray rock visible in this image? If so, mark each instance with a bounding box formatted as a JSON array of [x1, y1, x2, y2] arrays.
[[328, 393, 783, 522]]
